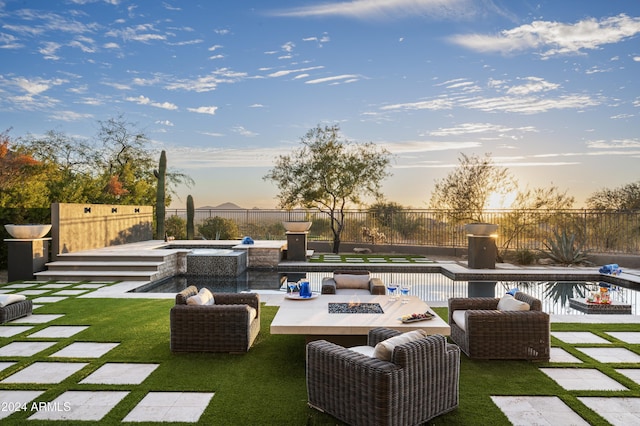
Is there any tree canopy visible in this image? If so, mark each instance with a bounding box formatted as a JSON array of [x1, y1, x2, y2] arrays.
[[264, 124, 391, 252], [429, 153, 517, 223], [2, 115, 192, 210], [586, 181, 640, 210]]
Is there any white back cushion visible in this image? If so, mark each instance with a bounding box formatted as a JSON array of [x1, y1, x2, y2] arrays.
[[497, 294, 530, 311], [373, 330, 427, 361]]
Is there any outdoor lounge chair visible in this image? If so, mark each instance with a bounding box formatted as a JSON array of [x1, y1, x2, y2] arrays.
[[0, 298, 32, 324], [321, 270, 386, 295], [448, 292, 550, 361], [306, 327, 460, 426], [170, 285, 260, 353]]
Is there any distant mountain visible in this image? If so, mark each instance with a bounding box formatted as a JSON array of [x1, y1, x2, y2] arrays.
[[198, 202, 244, 210]]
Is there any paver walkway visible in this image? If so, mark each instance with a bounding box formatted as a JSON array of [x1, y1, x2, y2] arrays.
[[1, 279, 640, 423]]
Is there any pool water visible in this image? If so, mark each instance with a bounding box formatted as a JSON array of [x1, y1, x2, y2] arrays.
[[134, 271, 640, 315]]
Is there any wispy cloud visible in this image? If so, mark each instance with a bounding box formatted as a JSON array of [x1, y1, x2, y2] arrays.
[[231, 126, 258, 137], [126, 95, 178, 110], [429, 123, 537, 137], [165, 69, 247, 92], [106, 24, 166, 43], [267, 66, 324, 78], [187, 106, 218, 115], [587, 139, 640, 149], [271, 0, 484, 21], [450, 14, 640, 58], [305, 74, 360, 85], [49, 110, 93, 121]]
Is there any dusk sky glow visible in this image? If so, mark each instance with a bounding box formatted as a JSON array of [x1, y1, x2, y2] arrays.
[[1, 1, 639, 209]]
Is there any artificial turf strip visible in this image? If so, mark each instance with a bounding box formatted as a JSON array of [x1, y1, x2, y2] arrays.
[[0, 299, 638, 425]]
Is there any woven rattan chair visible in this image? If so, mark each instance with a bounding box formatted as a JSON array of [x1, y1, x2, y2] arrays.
[[170, 286, 260, 353], [0, 299, 33, 324], [306, 327, 460, 426], [321, 270, 386, 295], [448, 292, 550, 361]]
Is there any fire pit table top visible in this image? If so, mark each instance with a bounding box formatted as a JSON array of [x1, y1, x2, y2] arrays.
[[270, 294, 450, 337]]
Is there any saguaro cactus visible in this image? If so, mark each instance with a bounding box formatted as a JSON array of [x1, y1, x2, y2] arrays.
[[186, 194, 195, 239], [154, 150, 166, 239]]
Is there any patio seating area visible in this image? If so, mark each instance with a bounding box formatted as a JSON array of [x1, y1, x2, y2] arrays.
[[1, 246, 640, 424]]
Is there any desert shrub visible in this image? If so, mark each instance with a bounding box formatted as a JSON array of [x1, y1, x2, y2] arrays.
[[198, 216, 239, 240], [165, 215, 186, 240]]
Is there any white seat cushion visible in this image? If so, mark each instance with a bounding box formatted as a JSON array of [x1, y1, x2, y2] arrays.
[[497, 294, 530, 311], [452, 310, 467, 332], [373, 329, 428, 361], [248, 307, 257, 322], [334, 288, 372, 296], [0, 294, 26, 308], [348, 345, 376, 357]]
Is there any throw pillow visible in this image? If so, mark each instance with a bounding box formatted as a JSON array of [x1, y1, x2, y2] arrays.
[[497, 294, 530, 311], [198, 288, 215, 305], [334, 274, 370, 290], [373, 329, 427, 361], [186, 288, 215, 306], [0, 294, 27, 308]]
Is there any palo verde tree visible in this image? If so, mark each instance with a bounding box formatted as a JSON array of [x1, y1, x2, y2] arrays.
[[429, 153, 517, 223], [264, 124, 392, 253]]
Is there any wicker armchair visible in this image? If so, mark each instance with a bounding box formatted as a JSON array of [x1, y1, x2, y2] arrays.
[[170, 286, 260, 353], [448, 292, 550, 361], [306, 327, 460, 426], [321, 270, 386, 295], [0, 299, 33, 324]]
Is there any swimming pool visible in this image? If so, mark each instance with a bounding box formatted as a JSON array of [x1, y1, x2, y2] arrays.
[[134, 271, 640, 315]]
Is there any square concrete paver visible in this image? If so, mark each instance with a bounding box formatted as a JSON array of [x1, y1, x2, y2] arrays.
[[28, 326, 89, 339], [578, 397, 640, 426], [549, 347, 583, 363], [1, 362, 88, 384], [576, 347, 640, 363], [31, 296, 68, 304], [0, 326, 33, 337], [2, 284, 37, 289], [16, 290, 50, 295], [123, 392, 214, 423], [0, 341, 57, 357], [74, 283, 106, 289], [491, 396, 589, 426], [0, 362, 16, 373], [49, 342, 119, 358], [38, 283, 72, 289], [551, 331, 611, 344], [28, 391, 129, 421], [80, 363, 159, 385], [606, 332, 640, 344], [53, 290, 88, 296], [0, 390, 46, 420], [10, 314, 64, 324], [616, 369, 640, 385], [540, 368, 627, 391]]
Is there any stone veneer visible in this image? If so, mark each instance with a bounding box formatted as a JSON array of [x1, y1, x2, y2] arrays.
[[186, 250, 247, 277]]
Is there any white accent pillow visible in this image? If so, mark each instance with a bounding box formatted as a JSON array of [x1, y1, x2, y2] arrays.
[[497, 294, 530, 311], [334, 274, 370, 289], [0, 294, 26, 308], [186, 288, 215, 305], [373, 329, 428, 361], [348, 345, 376, 357], [452, 310, 467, 332]]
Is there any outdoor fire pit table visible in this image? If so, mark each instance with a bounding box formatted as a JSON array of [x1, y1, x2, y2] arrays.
[[270, 294, 450, 346], [569, 298, 632, 314]]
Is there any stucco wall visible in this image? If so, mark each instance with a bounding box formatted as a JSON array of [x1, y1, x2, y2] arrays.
[[51, 203, 153, 260]]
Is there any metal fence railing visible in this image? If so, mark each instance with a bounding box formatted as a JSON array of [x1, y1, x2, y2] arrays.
[[164, 208, 640, 255]]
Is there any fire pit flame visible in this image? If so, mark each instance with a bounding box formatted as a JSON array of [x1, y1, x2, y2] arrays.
[[348, 297, 361, 308]]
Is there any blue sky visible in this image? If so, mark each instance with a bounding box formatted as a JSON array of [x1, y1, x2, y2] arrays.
[[1, 0, 639, 209]]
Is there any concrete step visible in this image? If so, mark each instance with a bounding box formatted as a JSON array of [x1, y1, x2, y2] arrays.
[[44, 261, 164, 272], [55, 253, 169, 263], [34, 269, 159, 282]]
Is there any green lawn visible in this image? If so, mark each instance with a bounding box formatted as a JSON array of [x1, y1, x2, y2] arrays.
[[0, 287, 639, 425]]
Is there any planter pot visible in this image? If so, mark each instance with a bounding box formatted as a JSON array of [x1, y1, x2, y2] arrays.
[[464, 223, 498, 236], [4, 224, 52, 239], [282, 221, 312, 232]]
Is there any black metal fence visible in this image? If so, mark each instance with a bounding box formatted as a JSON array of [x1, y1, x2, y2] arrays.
[[165, 208, 640, 254]]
